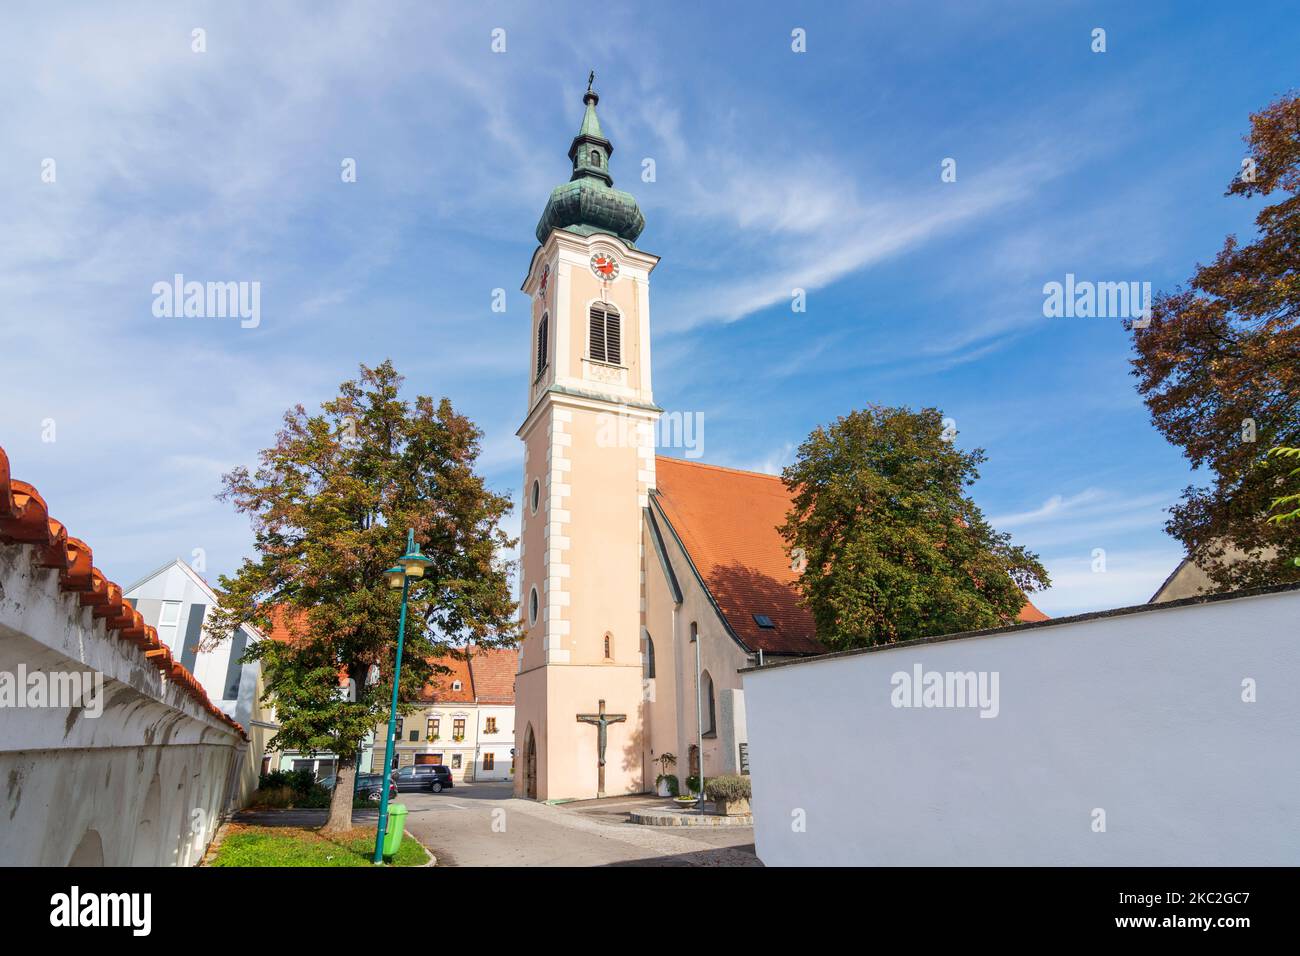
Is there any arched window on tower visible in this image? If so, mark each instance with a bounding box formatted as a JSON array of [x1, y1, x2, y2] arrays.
[[589, 303, 621, 365], [603, 632, 613, 660], [590, 148, 601, 167], [536, 312, 549, 378], [644, 633, 656, 679]]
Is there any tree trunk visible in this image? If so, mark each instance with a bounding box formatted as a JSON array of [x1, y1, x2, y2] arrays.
[[321, 751, 356, 834]]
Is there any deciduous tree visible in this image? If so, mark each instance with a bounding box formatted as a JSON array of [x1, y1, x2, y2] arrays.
[[1129, 92, 1300, 589], [207, 361, 518, 833], [780, 405, 1048, 649]]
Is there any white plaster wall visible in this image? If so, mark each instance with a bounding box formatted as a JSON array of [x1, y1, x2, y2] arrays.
[[475, 704, 515, 780], [743, 587, 1300, 866], [0, 547, 244, 866]]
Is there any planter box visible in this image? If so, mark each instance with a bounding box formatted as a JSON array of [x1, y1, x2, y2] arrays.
[[717, 797, 751, 816]]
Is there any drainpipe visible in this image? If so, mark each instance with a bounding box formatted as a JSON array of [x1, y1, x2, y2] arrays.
[[692, 622, 703, 814]]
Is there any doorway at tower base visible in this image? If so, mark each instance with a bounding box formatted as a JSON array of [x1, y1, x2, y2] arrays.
[[513, 662, 647, 802]]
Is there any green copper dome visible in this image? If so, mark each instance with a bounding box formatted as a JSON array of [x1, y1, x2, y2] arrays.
[[535, 80, 645, 246]]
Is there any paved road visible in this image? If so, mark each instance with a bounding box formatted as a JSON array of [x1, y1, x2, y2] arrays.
[[234, 782, 761, 866], [397, 782, 759, 867]]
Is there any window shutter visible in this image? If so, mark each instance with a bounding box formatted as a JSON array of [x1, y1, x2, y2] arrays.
[[605, 311, 621, 364], [536, 314, 548, 376], [589, 306, 607, 363], [589, 304, 621, 365]]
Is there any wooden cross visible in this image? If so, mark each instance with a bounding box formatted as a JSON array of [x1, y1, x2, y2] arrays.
[[576, 699, 625, 797]]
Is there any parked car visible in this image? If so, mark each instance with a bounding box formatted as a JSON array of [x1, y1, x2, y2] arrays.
[[394, 764, 454, 793], [320, 773, 397, 803]]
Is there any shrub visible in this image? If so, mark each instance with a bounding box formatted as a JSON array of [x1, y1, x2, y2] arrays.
[[257, 769, 316, 795], [248, 786, 297, 809], [656, 774, 680, 797], [248, 782, 336, 810], [704, 775, 751, 802], [296, 785, 333, 809], [685, 774, 701, 795]]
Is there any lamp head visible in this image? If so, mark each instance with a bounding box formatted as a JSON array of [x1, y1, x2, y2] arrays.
[[398, 528, 434, 575]]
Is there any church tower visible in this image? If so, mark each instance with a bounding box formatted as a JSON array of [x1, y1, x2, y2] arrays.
[[514, 78, 660, 800]]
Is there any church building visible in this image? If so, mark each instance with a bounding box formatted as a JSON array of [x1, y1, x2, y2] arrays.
[[513, 80, 1046, 802]]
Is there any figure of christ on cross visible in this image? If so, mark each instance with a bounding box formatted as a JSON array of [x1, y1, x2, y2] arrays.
[[576, 699, 626, 797]]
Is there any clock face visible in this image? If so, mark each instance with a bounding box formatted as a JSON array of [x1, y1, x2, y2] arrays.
[[590, 252, 619, 281]]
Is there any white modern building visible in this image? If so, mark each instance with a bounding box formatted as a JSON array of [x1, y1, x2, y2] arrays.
[[124, 559, 275, 792]]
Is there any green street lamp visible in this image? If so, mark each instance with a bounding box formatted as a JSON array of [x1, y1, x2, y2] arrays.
[[372, 528, 433, 865]]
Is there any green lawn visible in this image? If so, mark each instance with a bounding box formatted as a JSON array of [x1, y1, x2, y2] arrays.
[[208, 825, 430, 867]]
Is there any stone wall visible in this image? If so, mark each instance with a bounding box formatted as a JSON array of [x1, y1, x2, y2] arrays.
[[1, 534, 246, 866]]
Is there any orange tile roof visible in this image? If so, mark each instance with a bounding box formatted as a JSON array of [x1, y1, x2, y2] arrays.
[[419, 651, 475, 703], [653, 457, 824, 655], [0, 444, 246, 739], [468, 645, 518, 704], [652, 456, 1048, 653], [267, 604, 309, 645], [266, 606, 518, 700]]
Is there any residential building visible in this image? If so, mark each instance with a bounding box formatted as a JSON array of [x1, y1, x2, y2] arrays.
[[371, 645, 518, 783]]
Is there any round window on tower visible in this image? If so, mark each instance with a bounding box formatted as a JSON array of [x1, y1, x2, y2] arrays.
[[528, 587, 539, 627], [530, 478, 540, 515]]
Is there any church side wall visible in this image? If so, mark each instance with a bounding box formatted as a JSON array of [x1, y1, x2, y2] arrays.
[[642, 517, 680, 789], [650, 501, 755, 782]]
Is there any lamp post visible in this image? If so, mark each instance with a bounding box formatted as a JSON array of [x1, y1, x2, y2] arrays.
[[372, 528, 433, 865]]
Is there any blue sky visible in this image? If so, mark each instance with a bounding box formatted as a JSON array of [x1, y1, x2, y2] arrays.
[[2, 1, 1295, 616]]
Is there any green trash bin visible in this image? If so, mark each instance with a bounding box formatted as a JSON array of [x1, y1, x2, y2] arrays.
[[382, 804, 408, 857]]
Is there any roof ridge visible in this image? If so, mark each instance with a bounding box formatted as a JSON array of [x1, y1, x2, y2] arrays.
[[654, 455, 786, 482]]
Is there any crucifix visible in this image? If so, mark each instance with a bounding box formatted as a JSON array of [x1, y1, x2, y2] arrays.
[[576, 699, 626, 797]]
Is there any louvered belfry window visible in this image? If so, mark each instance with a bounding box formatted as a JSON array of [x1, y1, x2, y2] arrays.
[[589, 303, 621, 364], [536, 313, 549, 377]]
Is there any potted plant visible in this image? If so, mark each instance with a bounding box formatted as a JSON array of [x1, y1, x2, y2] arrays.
[[654, 753, 678, 797], [704, 774, 751, 816]]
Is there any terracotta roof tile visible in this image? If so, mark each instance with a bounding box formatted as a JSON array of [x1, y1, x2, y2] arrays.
[[653, 456, 1047, 653], [419, 651, 474, 703], [0, 444, 246, 739], [467, 645, 518, 704], [653, 457, 824, 656]]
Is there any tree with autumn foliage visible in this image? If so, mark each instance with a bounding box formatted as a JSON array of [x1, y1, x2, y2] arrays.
[[780, 406, 1049, 649], [206, 361, 518, 833], [1129, 91, 1300, 590], [1266, 446, 1300, 565]]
